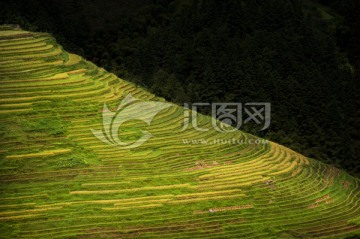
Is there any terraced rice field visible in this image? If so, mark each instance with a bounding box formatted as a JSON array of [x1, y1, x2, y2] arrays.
[[0, 28, 360, 238]]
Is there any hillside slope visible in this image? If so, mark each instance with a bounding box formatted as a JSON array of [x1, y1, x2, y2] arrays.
[[0, 28, 360, 239]]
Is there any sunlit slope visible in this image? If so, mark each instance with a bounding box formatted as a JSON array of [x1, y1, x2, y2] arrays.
[[0, 28, 359, 239]]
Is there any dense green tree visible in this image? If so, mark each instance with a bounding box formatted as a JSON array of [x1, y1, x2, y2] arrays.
[[1, 0, 359, 176]]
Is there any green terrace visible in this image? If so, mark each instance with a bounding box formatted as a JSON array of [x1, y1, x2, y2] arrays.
[[0, 28, 359, 239]]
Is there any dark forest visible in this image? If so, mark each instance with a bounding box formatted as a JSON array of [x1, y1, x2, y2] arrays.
[[1, 0, 359, 176]]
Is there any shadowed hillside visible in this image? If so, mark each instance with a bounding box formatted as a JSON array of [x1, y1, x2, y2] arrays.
[[1, 0, 358, 177]]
